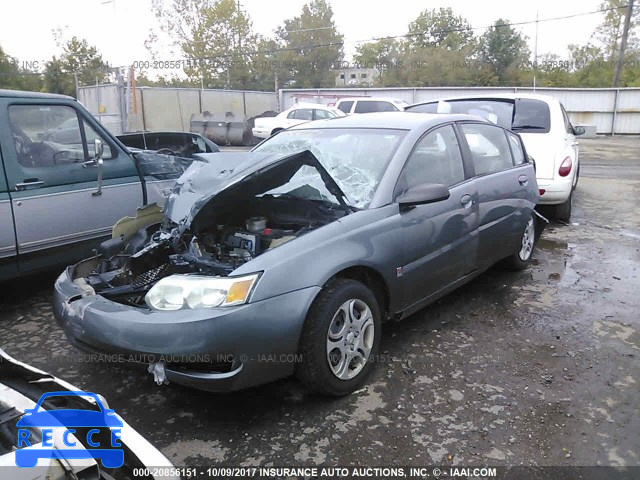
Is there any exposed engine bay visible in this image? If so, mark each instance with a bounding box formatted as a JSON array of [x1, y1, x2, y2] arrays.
[[76, 194, 347, 307]]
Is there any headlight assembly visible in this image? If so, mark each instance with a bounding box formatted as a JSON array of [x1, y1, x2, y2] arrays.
[[145, 273, 260, 311]]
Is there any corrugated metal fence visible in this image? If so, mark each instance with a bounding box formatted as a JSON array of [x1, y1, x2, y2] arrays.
[[280, 87, 640, 135], [78, 84, 277, 134], [79, 85, 640, 135]]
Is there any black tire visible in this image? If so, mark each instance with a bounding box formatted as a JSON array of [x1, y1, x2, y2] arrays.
[[554, 190, 573, 221], [296, 278, 381, 396], [271, 128, 283, 136], [503, 213, 536, 271], [572, 163, 580, 190]]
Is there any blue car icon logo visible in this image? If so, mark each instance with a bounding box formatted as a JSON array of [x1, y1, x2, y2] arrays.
[[15, 391, 124, 468]]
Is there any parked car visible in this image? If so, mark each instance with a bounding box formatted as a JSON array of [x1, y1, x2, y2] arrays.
[[252, 103, 345, 139], [116, 131, 220, 158], [54, 112, 540, 396], [406, 93, 585, 220], [0, 348, 177, 479], [0, 89, 193, 282], [335, 97, 409, 114]]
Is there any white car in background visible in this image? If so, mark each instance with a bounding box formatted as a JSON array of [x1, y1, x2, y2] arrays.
[[335, 97, 409, 114], [252, 103, 345, 139], [406, 93, 585, 220]]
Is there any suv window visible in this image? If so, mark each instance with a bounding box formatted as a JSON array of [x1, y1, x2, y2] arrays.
[[461, 123, 514, 175], [9, 105, 113, 168], [506, 131, 526, 165], [354, 100, 397, 113], [337, 101, 353, 114], [398, 125, 465, 192]]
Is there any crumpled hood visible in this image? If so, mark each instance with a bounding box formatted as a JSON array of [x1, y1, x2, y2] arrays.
[[164, 150, 350, 233]]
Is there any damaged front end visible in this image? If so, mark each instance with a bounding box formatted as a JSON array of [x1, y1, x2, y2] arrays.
[[74, 150, 352, 309]]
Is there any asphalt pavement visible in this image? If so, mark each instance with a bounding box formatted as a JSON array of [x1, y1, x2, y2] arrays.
[[1, 136, 638, 468]]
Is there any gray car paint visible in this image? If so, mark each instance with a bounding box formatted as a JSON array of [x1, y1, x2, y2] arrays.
[[54, 112, 539, 392]]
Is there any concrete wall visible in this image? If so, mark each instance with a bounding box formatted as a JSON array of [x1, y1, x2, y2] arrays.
[[279, 87, 640, 135]]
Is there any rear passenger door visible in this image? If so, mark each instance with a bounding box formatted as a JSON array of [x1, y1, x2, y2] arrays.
[[458, 122, 534, 268], [396, 124, 479, 310]]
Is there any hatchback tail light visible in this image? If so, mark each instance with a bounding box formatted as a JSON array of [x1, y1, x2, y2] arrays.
[[539, 189, 546, 195], [558, 157, 572, 177]]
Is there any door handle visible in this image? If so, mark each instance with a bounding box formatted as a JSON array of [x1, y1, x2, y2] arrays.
[[460, 194, 473, 208], [15, 179, 44, 191], [518, 174, 528, 186]]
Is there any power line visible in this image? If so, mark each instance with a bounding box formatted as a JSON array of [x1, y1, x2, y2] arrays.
[[151, 4, 629, 63]]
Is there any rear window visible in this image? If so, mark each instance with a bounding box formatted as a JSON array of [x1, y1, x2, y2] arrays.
[[355, 101, 398, 113], [337, 101, 354, 113], [408, 98, 551, 134], [512, 98, 551, 133]]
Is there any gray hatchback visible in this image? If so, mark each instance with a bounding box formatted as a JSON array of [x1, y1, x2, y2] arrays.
[[54, 112, 540, 396]]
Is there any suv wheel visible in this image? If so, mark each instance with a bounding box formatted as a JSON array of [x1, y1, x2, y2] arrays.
[[554, 190, 573, 221], [297, 279, 381, 396]]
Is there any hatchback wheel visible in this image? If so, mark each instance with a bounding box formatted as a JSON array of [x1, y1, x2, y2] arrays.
[[503, 214, 536, 270], [297, 278, 381, 396]]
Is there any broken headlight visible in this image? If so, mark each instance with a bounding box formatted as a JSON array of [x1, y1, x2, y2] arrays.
[[145, 273, 260, 311]]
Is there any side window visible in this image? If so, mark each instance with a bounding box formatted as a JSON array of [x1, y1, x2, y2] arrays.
[[9, 105, 114, 168], [9, 105, 85, 168], [313, 109, 332, 120], [406, 103, 438, 113], [560, 104, 573, 134], [337, 101, 353, 114], [506, 131, 526, 165], [398, 125, 465, 192], [293, 109, 313, 121], [83, 121, 114, 159], [461, 123, 514, 175], [287, 110, 297, 119]]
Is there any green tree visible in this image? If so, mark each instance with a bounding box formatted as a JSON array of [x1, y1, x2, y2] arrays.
[[0, 45, 43, 91], [407, 7, 474, 51], [43, 36, 111, 96], [596, 0, 640, 58], [477, 19, 530, 85], [276, 0, 344, 88], [149, 0, 269, 90], [353, 38, 402, 84]]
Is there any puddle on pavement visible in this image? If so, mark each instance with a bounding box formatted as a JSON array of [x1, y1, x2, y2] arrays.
[[531, 238, 572, 282]]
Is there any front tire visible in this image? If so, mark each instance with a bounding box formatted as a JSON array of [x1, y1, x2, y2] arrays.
[[296, 279, 381, 396], [503, 214, 536, 270]]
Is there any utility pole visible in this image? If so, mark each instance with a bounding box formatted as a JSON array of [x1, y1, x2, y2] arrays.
[[533, 10, 539, 91], [612, 0, 635, 87]]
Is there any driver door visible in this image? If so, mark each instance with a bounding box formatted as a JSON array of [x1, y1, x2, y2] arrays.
[[2, 101, 143, 273]]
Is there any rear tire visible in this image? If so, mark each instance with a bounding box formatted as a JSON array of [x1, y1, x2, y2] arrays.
[[271, 128, 283, 136], [554, 190, 573, 221], [296, 279, 381, 396], [503, 214, 536, 271]]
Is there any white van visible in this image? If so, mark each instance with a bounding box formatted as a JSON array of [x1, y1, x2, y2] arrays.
[[335, 97, 409, 115]]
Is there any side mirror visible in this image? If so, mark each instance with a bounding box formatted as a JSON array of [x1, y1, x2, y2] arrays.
[[573, 126, 585, 136], [396, 183, 450, 206], [94, 138, 104, 160]]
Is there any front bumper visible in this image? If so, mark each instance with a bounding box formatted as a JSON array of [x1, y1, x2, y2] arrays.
[[53, 266, 321, 392], [251, 128, 270, 139]]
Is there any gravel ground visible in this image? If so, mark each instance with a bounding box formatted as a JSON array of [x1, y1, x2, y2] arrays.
[[1, 136, 638, 468]]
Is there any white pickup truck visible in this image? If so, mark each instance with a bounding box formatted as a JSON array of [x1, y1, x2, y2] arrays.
[[252, 103, 345, 139]]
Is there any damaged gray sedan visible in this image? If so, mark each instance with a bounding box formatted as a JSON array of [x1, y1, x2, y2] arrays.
[[54, 113, 541, 396]]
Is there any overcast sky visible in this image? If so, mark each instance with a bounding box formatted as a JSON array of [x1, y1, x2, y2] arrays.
[[1, 0, 604, 71]]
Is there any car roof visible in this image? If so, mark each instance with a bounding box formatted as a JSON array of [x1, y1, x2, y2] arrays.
[[288, 103, 337, 110], [0, 88, 74, 100], [287, 111, 485, 131], [337, 97, 407, 103], [410, 92, 557, 107]]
